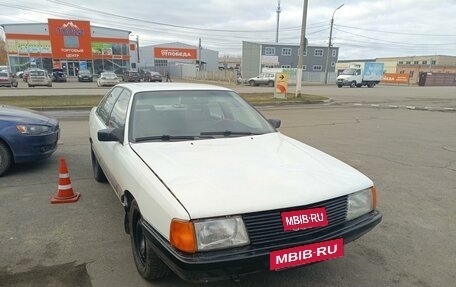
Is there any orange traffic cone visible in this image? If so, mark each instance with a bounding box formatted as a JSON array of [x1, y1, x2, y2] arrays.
[[51, 158, 80, 204]]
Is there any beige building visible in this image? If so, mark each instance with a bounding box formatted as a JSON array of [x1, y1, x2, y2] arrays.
[[337, 55, 456, 84], [379, 55, 456, 84]]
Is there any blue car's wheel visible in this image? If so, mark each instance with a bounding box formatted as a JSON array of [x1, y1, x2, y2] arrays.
[[0, 142, 12, 176]]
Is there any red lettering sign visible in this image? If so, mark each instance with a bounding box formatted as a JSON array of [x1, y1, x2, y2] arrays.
[[48, 19, 92, 60], [270, 238, 344, 270], [154, 47, 197, 60], [281, 207, 328, 231], [382, 73, 410, 84]]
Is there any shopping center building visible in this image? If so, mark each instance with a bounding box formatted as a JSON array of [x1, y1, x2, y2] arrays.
[[1, 19, 138, 76]]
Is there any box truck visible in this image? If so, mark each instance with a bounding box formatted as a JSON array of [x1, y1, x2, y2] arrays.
[[337, 62, 384, 88]]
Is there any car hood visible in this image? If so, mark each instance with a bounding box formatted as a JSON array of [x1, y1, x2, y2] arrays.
[[337, 75, 355, 80], [131, 133, 373, 219], [0, 105, 57, 125]]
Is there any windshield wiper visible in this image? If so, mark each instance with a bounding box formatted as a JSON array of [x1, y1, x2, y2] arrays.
[[200, 131, 260, 137], [135, 134, 217, 142], [135, 135, 196, 142]]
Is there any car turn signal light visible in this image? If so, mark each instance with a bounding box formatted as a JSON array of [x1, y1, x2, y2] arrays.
[[170, 219, 197, 253], [371, 186, 377, 210]]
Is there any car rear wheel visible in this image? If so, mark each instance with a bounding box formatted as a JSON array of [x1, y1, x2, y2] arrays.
[[0, 142, 13, 177], [129, 200, 171, 281], [249, 80, 256, 86], [91, 147, 107, 182], [268, 81, 274, 87], [350, 81, 356, 88]]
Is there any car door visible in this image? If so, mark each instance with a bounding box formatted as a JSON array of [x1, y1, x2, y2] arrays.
[[97, 88, 132, 197], [91, 87, 124, 178]]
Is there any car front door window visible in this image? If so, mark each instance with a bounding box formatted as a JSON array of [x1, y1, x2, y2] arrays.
[[96, 87, 124, 124], [108, 89, 132, 129]]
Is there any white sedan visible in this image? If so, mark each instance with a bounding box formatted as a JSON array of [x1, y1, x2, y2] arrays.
[[88, 83, 382, 283], [96, 72, 120, 87]]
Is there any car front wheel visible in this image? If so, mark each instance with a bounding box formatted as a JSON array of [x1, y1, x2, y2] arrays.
[[129, 200, 171, 281], [91, 147, 107, 182], [0, 142, 13, 177]]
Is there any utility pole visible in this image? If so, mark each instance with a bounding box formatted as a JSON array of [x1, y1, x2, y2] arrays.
[[136, 35, 140, 69], [275, 0, 281, 43], [324, 4, 344, 85], [295, 0, 308, 98], [198, 38, 202, 71]]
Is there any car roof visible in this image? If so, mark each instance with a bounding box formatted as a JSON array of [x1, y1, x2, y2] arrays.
[[116, 83, 233, 93]]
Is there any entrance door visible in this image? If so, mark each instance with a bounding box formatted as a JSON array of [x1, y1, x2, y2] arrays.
[[61, 61, 80, 76]]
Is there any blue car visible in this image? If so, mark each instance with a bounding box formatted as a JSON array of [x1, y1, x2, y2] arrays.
[[0, 105, 60, 176]]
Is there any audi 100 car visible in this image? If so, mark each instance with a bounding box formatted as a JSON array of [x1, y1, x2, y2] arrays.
[[88, 83, 382, 283], [0, 105, 60, 176]]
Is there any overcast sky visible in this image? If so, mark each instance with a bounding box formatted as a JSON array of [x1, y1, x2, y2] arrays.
[[1, 0, 455, 60]]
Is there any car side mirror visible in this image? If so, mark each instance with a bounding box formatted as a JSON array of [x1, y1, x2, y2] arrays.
[[98, 128, 124, 143], [268, 119, 281, 128]]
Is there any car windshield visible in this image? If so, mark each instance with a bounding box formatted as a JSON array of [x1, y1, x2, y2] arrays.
[[79, 70, 91, 75], [341, 68, 357, 75], [30, 71, 45, 76], [130, 90, 276, 142], [102, 73, 116, 77]]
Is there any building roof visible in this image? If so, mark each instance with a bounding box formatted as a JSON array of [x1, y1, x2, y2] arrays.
[[242, 40, 337, 48]]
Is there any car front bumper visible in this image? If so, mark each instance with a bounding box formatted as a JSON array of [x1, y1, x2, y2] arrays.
[[9, 129, 60, 163], [141, 210, 382, 283]]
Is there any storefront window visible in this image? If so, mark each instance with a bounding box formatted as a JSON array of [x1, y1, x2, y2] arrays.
[[94, 59, 104, 75], [8, 56, 32, 73], [42, 58, 53, 72]]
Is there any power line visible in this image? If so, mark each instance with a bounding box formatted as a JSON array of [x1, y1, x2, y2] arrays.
[[335, 24, 456, 37], [333, 27, 456, 46], [44, 0, 325, 34]]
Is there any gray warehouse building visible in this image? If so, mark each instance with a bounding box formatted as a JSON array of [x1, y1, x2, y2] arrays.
[[242, 41, 339, 82], [138, 42, 219, 77]]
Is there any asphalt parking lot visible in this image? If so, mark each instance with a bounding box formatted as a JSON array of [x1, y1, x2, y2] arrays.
[[0, 86, 455, 286]]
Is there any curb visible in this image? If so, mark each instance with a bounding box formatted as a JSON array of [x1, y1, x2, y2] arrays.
[[352, 103, 456, 112]]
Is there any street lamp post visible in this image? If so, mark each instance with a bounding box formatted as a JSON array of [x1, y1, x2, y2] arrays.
[[324, 4, 344, 85]]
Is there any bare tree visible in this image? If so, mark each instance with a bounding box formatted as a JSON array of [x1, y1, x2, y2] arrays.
[[0, 37, 7, 65]]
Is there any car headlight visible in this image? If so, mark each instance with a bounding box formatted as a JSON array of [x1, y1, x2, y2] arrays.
[[346, 187, 377, 221], [16, 125, 50, 135], [170, 216, 250, 253]]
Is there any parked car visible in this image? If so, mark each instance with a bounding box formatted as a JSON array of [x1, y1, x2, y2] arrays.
[[142, 71, 162, 82], [78, 70, 93, 82], [97, 72, 120, 87], [88, 83, 382, 283], [123, 70, 141, 82], [0, 105, 60, 176], [27, 69, 52, 87], [0, 71, 18, 88], [247, 73, 276, 86], [51, 69, 67, 82]]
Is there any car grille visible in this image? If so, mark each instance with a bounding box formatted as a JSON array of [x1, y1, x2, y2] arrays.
[[242, 195, 348, 246]]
